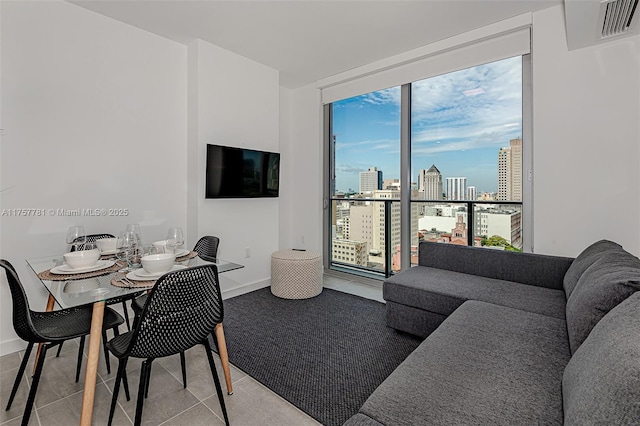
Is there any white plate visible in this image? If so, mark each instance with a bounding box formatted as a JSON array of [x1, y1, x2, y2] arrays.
[[51, 260, 115, 275], [126, 265, 187, 281], [172, 249, 190, 258], [100, 249, 118, 255]]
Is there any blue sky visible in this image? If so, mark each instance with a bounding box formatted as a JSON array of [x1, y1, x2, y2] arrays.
[[332, 56, 522, 194]]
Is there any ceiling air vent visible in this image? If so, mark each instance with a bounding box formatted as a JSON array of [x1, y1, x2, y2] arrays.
[[600, 0, 639, 38], [565, 0, 640, 50]]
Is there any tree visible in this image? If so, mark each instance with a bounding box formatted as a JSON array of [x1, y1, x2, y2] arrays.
[[481, 235, 522, 252]]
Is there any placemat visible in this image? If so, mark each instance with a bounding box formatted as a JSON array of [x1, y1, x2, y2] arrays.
[[110, 272, 155, 288], [38, 261, 125, 281], [176, 250, 198, 262]]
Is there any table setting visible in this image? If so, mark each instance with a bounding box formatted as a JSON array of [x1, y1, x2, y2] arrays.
[[37, 225, 198, 291]]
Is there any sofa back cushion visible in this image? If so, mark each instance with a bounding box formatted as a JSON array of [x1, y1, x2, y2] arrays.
[[418, 242, 573, 290], [565, 247, 640, 354], [563, 292, 640, 424], [563, 239, 621, 299]]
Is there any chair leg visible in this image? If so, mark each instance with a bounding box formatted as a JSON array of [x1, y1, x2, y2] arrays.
[[122, 367, 130, 401], [203, 339, 229, 426], [108, 357, 128, 426], [56, 342, 64, 357], [22, 344, 49, 426], [102, 330, 111, 374], [180, 352, 187, 388], [76, 336, 86, 383], [144, 359, 154, 399], [134, 360, 151, 426], [6, 342, 33, 411], [121, 301, 131, 331]]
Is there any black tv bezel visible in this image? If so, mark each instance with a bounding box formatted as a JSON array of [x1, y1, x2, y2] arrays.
[[205, 144, 280, 199]]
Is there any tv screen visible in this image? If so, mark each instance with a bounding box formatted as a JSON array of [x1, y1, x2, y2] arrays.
[[205, 144, 280, 198]]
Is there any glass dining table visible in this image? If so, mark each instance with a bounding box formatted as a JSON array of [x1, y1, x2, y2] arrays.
[[26, 253, 243, 426]]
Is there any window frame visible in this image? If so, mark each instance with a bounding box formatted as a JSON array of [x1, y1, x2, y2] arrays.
[[323, 51, 533, 278]]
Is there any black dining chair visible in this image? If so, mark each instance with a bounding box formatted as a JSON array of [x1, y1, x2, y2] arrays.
[[193, 235, 220, 262], [131, 236, 220, 314], [0, 259, 125, 426], [106, 264, 230, 426], [130, 236, 220, 387]]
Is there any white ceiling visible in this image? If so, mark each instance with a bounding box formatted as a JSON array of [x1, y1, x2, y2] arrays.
[[70, 0, 562, 88]]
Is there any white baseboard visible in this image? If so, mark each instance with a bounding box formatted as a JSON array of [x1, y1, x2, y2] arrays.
[[222, 278, 271, 300], [1, 338, 28, 357]]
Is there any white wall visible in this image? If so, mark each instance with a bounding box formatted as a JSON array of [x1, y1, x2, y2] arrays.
[[284, 5, 640, 260], [532, 5, 640, 257], [279, 87, 294, 249], [278, 85, 323, 252], [187, 40, 280, 296], [0, 1, 187, 355]]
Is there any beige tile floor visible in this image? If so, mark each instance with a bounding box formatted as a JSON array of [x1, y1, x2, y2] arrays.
[[0, 276, 381, 426]]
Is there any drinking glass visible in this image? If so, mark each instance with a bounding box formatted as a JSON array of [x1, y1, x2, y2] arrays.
[[66, 226, 86, 251], [142, 244, 164, 257], [126, 224, 142, 244], [117, 231, 139, 271], [166, 227, 185, 255]]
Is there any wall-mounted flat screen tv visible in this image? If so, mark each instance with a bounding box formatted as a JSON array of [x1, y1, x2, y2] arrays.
[[205, 144, 280, 198]]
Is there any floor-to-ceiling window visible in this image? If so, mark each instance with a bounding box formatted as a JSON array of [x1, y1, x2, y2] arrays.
[[329, 88, 401, 276], [411, 56, 525, 266], [323, 29, 531, 279]]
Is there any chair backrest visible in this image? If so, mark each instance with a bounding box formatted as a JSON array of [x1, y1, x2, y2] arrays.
[[193, 236, 220, 261], [71, 233, 116, 251], [0, 259, 40, 342], [128, 264, 223, 359]]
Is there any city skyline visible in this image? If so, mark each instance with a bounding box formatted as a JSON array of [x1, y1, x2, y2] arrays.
[[332, 56, 523, 194]]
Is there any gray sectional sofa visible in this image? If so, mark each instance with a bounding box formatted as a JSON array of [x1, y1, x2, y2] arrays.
[[344, 240, 640, 425]]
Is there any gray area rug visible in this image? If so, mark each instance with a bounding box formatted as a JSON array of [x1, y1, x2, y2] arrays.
[[221, 287, 423, 425]]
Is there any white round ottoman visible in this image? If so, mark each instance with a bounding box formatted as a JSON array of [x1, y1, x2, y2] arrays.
[[271, 249, 323, 299]]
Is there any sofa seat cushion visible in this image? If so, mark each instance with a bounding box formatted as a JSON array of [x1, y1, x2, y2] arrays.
[[384, 266, 566, 319], [357, 301, 571, 426], [563, 292, 640, 424]]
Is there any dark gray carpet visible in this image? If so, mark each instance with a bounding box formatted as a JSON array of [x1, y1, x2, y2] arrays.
[[222, 287, 423, 426]]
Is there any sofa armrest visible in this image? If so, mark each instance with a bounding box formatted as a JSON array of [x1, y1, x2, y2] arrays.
[[418, 241, 574, 290]]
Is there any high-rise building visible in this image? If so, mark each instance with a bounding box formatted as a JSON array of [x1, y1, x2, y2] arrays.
[[466, 186, 477, 201], [359, 167, 382, 194], [372, 190, 419, 260], [418, 165, 443, 200], [497, 137, 522, 201], [446, 177, 467, 201], [511, 138, 522, 201], [344, 204, 374, 249]]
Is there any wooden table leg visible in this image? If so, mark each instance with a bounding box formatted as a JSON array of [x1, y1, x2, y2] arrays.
[[80, 301, 105, 426], [214, 323, 233, 395], [33, 294, 56, 375]]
